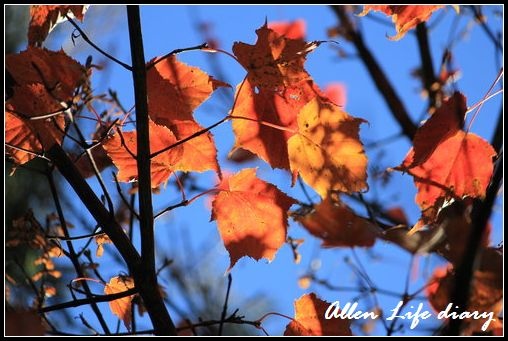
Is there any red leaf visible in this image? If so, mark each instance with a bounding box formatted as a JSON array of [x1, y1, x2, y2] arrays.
[[166, 120, 220, 175], [231, 79, 318, 170], [409, 92, 466, 168], [359, 5, 445, 40], [233, 22, 316, 89], [6, 47, 86, 102], [268, 19, 306, 39], [284, 293, 353, 336], [211, 168, 296, 269], [295, 196, 379, 247], [29, 5, 88, 46], [147, 55, 228, 124], [399, 131, 495, 219], [102, 120, 184, 188]]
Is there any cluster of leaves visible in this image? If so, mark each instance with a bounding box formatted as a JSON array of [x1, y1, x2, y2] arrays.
[[5, 5, 501, 336]]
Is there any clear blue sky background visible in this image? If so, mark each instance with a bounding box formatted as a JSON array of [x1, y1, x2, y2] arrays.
[[17, 5, 502, 335]]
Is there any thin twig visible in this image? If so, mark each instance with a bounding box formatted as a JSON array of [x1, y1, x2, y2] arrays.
[[218, 274, 233, 336], [65, 14, 132, 71]]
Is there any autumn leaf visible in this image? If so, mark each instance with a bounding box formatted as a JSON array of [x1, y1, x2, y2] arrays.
[[295, 196, 380, 247], [28, 5, 88, 46], [102, 119, 184, 188], [6, 106, 65, 166], [6, 47, 86, 102], [427, 248, 502, 334], [396, 131, 495, 224], [268, 19, 306, 39], [5, 111, 42, 165], [288, 97, 368, 198], [284, 293, 352, 336], [104, 276, 136, 331], [94, 234, 112, 257], [211, 168, 296, 269], [408, 92, 466, 168], [147, 55, 228, 124], [166, 120, 220, 175], [231, 79, 318, 170], [233, 22, 316, 89], [358, 5, 445, 40]]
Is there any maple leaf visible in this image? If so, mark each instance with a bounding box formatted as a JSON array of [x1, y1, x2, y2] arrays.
[[358, 5, 445, 40], [211, 168, 296, 269], [288, 97, 368, 198], [268, 19, 306, 40], [6, 105, 65, 166], [28, 5, 88, 46], [102, 119, 183, 188], [284, 293, 352, 336], [5, 111, 42, 165], [147, 55, 228, 124], [233, 22, 317, 89], [231, 79, 318, 170], [397, 131, 495, 223], [104, 276, 136, 331], [427, 248, 502, 334], [295, 196, 379, 247], [6, 47, 86, 102], [408, 92, 466, 168], [166, 120, 220, 175]]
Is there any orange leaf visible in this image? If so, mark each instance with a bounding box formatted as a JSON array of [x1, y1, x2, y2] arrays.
[[6, 106, 65, 166], [288, 97, 368, 198], [167, 120, 220, 175], [284, 293, 352, 336], [147, 55, 228, 124], [398, 131, 495, 218], [268, 19, 306, 39], [211, 168, 296, 269], [104, 276, 136, 331], [5, 111, 42, 165], [102, 120, 183, 188], [28, 5, 88, 46], [6, 47, 86, 102], [427, 249, 502, 334], [233, 22, 315, 89], [296, 196, 379, 247], [231, 79, 318, 170], [359, 5, 444, 40], [409, 92, 466, 168]]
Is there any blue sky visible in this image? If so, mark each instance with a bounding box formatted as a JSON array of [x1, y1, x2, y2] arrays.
[[20, 5, 503, 335]]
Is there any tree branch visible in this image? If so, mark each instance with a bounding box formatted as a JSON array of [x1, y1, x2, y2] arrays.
[[40, 288, 137, 313], [126, 5, 177, 336], [331, 6, 417, 140], [445, 152, 503, 335], [415, 22, 437, 110]]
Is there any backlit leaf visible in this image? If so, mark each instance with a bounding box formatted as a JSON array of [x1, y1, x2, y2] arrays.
[[359, 5, 445, 40], [231, 79, 318, 170], [147, 55, 228, 124], [102, 119, 183, 188], [104, 276, 136, 331], [211, 168, 296, 269], [268, 19, 306, 40], [295, 196, 380, 247], [288, 97, 368, 198], [284, 293, 352, 336], [29, 5, 88, 46]]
